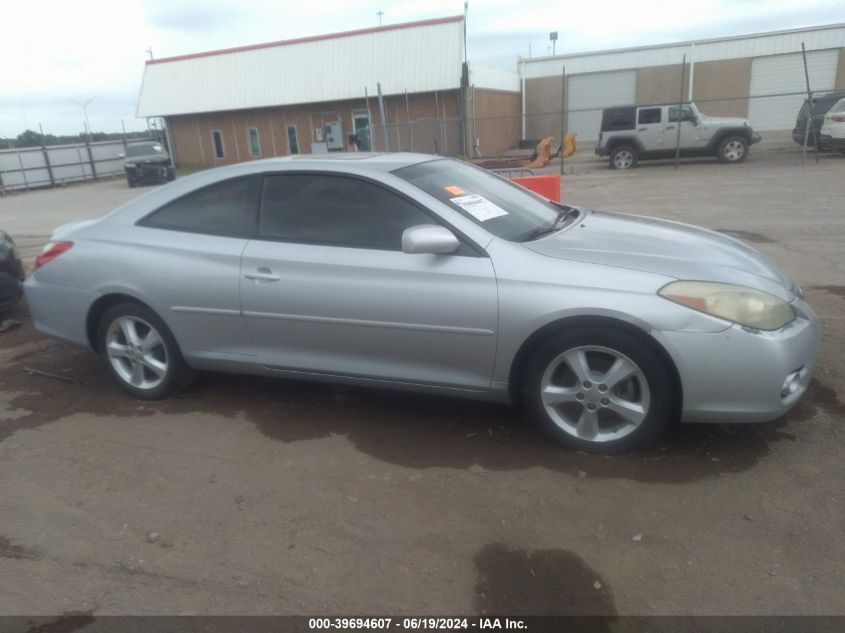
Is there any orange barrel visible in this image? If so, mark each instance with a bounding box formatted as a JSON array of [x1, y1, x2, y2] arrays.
[[511, 174, 561, 202]]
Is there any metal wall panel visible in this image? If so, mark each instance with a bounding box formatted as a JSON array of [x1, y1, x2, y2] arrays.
[[747, 49, 839, 130], [138, 19, 464, 117], [524, 24, 845, 78], [567, 70, 637, 141]]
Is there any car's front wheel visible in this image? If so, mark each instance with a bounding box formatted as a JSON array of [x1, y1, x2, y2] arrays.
[[96, 302, 194, 400], [522, 327, 674, 454], [609, 145, 638, 169], [717, 136, 749, 163]]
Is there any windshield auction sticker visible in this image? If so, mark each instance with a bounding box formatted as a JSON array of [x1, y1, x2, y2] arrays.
[[449, 194, 509, 222]]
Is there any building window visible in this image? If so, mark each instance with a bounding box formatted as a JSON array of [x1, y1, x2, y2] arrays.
[[247, 127, 261, 157], [286, 124, 299, 155], [211, 130, 225, 159]]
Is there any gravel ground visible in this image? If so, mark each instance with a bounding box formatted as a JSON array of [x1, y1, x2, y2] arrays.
[[0, 147, 843, 616]]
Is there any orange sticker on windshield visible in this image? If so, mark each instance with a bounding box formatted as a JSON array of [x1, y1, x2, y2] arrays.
[[445, 185, 465, 195]]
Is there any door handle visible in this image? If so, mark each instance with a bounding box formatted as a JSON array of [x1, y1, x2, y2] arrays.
[[666, 125, 676, 130], [244, 268, 281, 282], [638, 127, 647, 131]]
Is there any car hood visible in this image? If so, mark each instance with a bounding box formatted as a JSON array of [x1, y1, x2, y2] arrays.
[[526, 210, 795, 300]]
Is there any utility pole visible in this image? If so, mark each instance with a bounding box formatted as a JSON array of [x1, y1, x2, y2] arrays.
[[146, 46, 154, 60]]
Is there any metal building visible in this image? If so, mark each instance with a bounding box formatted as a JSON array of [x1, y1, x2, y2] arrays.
[[521, 23, 845, 142], [137, 16, 520, 167]]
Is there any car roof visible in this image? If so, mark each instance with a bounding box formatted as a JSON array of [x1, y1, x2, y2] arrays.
[[195, 152, 439, 177]]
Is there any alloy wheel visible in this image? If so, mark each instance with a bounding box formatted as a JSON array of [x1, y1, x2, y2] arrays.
[[723, 140, 745, 161], [539, 345, 651, 443], [614, 150, 634, 169], [105, 316, 169, 390]]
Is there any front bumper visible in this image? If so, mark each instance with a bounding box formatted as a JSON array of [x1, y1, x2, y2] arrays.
[[125, 162, 171, 181], [656, 298, 820, 424]]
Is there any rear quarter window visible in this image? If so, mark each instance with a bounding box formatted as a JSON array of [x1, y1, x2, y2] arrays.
[[601, 108, 636, 131], [139, 176, 261, 237]]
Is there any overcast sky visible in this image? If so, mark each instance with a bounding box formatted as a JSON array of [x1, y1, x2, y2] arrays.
[[1, 0, 842, 137]]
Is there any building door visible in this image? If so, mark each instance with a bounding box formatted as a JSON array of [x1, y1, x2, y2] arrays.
[[747, 49, 839, 131], [567, 69, 637, 141], [352, 110, 372, 151]]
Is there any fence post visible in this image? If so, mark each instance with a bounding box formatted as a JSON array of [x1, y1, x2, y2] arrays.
[[121, 120, 128, 154], [674, 54, 687, 170], [39, 124, 55, 187], [16, 151, 29, 190], [800, 43, 820, 165], [377, 83, 389, 152], [560, 65, 566, 176], [405, 90, 414, 152], [85, 134, 98, 181]]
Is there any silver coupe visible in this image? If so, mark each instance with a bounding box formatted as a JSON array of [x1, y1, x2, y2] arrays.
[[24, 154, 819, 453]]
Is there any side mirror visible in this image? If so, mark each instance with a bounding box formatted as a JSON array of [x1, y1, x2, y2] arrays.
[[402, 225, 460, 255], [118, 152, 125, 158]]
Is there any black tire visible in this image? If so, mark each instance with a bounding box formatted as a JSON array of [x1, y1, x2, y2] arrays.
[[166, 167, 176, 182], [522, 327, 675, 454], [96, 302, 195, 400], [609, 145, 638, 170], [127, 176, 136, 188], [717, 136, 749, 163]]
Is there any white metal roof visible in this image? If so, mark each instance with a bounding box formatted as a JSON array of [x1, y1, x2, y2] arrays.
[[523, 23, 845, 78], [469, 64, 520, 92], [137, 16, 464, 117]]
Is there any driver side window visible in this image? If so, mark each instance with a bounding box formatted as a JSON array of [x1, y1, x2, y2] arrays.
[[669, 105, 697, 123], [259, 174, 438, 251]]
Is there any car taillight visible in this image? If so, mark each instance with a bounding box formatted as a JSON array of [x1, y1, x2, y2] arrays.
[[34, 241, 73, 269], [832, 114, 845, 123]]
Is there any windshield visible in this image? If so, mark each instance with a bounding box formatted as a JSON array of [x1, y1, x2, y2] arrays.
[[126, 143, 164, 157], [393, 159, 565, 242]]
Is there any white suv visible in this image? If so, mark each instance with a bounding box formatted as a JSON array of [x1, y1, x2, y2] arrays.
[[595, 102, 761, 169]]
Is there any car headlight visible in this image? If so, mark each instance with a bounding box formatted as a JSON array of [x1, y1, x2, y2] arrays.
[[659, 281, 795, 330]]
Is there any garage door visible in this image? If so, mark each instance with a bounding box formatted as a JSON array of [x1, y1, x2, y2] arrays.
[[748, 49, 839, 131], [567, 70, 637, 141]]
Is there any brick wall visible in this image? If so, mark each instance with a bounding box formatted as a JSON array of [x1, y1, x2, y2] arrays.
[[166, 90, 461, 168]]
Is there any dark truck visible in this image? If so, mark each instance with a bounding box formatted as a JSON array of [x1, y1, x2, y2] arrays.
[[122, 141, 175, 188]]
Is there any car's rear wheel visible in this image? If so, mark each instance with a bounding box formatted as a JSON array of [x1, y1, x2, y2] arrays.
[[609, 145, 637, 169], [96, 302, 194, 400], [127, 176, 136, 188], [717, 136, 749, 163], [522, 327, 674, 454]]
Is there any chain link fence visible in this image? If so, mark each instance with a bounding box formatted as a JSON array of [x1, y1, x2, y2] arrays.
[[373, 88, 844, 165], [0, 126, 162, 194]]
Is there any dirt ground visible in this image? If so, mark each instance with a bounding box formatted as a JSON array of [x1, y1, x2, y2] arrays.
[[0, 147, 843, 616]]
